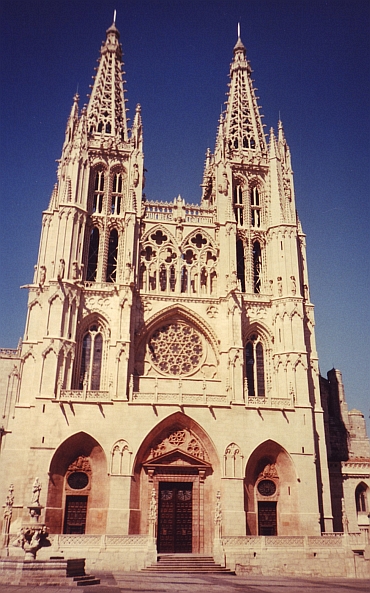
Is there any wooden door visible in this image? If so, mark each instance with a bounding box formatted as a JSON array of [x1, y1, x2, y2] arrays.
[[258, 501, 277, 535], [158, 482, 192, 553], [63, 495, 88, 534]]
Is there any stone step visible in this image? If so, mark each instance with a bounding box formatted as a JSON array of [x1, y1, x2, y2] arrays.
[[76, 578, 101, 586], [74, 575, 101, 586], [143, 554, 234, 574]]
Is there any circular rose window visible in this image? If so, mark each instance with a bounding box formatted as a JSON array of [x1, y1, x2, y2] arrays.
[[148, 322, 203, 376], [257, 479, 276, 496], [67, 472, 89, 490]]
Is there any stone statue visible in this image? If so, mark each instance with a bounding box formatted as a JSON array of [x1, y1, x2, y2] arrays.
[[277, 276, 283, 297], [218, 172, 229, 196], [341, 497, 349, 533], [290, 275, 296, 295], [149, 487, 157, 523], [72, 260, 79, 280], [39, 266, 46, 287], [57, 259, 65, 280], [31, 477, 42, 505], [133, 163, 139, 187]]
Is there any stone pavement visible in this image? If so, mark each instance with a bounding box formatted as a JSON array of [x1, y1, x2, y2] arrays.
[[0, 572, 369, 593]]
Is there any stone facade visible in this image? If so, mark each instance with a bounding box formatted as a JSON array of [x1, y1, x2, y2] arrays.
[[0, 19, 369, 576]]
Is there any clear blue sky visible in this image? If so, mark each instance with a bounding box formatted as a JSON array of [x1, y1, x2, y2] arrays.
[[0, 0, 369, 429]]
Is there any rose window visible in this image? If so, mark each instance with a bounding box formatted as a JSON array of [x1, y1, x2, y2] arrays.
[[148, 322, 203, 376]]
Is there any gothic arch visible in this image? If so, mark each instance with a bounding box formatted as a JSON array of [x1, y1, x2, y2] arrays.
[[136, 303, 219, 354], [244, 439, 299, 536], [243, 320, 274, 347], [110, 439, 132, 475], [224, 442, 244, 477], [72, 313, 110, 390], [129, 412, 220, 554], [141, 224, 177, 247], [180, 228, 216, 253], [45, 431, 108, 534]]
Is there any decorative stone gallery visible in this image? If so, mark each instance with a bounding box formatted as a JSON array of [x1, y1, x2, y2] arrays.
[[0, 16, 369, 578]]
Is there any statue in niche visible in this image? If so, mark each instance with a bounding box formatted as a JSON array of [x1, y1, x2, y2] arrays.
[[218, 172, 229, 196], [290, 275, 296, 295], [133, 163, 139, 187], [72, 261, 79, 280], [31, 478, 42, 505], [277, 277, 282, 296], [39, 266, 46, 287], [57, 259, 65, 280]]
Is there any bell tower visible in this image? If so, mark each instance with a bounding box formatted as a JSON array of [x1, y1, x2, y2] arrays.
[[200, 28, 333, 532], [20, 18, 143, 403]]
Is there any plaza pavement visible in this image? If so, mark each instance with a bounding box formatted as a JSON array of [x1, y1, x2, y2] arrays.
[[0, 572, 369, 593]]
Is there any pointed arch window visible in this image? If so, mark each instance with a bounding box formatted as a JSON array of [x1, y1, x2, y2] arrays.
[[233, 184, 244, 225], [245, 335, 265, 397], [106, 229, 118, 282], [93, 170, 104, 214], [78, 324, 103, 390], [355, 483, 368, 513], [111, 173, 124, 215], [86, 228, 99, 282], [236, 239, 246, 292], [251, 187, 261, 228], [253, 240, 262, 293]]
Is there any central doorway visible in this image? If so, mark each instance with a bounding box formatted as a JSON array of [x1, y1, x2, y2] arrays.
[[258, 501, 277, 535], [158, 482, 193, 553]]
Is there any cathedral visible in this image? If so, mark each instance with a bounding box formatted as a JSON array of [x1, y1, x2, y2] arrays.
[[0, 18, 369, 576]]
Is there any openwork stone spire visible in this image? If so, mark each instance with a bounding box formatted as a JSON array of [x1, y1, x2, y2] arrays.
[[86, 20, 128, 141], [222, 30, 267, 158]]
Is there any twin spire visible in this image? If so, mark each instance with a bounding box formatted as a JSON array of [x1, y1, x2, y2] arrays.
[[218, 24, 267, 159], [86, 15, 128, 142]]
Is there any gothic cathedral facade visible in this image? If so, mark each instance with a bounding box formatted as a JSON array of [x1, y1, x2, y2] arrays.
[[1, 19, 369, 572]]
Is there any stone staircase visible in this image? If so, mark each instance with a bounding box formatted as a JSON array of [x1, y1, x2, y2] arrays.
[[143, 554, 235, 574], [65, 558, 100, 587]]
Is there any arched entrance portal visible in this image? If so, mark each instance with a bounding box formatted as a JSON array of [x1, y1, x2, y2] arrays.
[[130, 412, 220, 554], [244, 439, 299, 536], [45, 432, 108, 534]]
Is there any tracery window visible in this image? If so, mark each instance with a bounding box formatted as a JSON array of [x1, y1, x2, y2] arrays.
[[86, 228, 99, 282], [181, 232, 217, 296], [111, 173, 124, 215], [245, 334, 265, 397], [106, 229, 118, 282], [251, 187, 261, 228], [233, 184, 244, 225], [148, 322, 203, 376], [78, 324, 103, 390], [253, 240, 262, 293], [355, 483, 368, 513], [92, 170, 104, 214], [236, 238, 246, 292]]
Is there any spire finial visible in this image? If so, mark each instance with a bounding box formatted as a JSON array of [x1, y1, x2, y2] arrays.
[[237, 22, 241, 39], [113, 9, 117, 24]]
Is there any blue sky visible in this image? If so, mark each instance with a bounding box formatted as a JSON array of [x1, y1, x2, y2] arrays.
[[0, 0, 369, 429]]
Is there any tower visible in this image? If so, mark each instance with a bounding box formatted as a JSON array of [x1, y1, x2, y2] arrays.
[[0, 19, 369, 573]]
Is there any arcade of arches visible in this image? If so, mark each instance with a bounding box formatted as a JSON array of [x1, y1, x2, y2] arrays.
[[44, 417, 302, 552]]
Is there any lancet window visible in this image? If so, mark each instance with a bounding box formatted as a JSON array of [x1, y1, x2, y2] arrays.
[[86, 228, 99, 282], [92, 170, 105, 214], [111, 172, 124, 215], [245, 334, 265, 397], [139, 229, 177, 294], [77, 323, 103, 390], [106, 229, 118, 282], [253, 240, 262, 293], [233, 184, 244, 225], [251, 187, 261, 228], [355, 483, 368, 513], [180, 232, 217, 296], [236, 238, 246, 292]]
